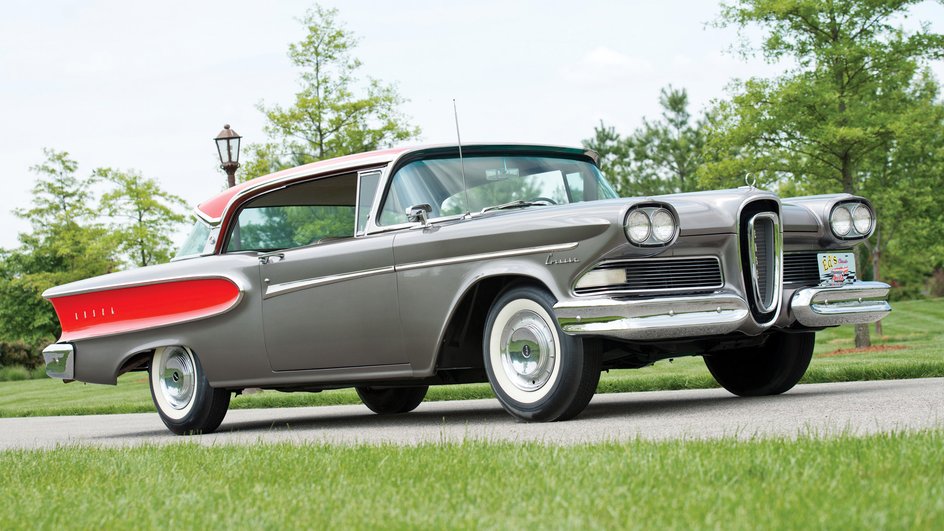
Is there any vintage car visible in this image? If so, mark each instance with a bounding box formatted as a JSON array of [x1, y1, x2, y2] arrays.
[[41, 144, 891, 435]]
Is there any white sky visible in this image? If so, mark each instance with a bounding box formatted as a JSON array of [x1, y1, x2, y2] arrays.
[[1, 0, 942, 249]]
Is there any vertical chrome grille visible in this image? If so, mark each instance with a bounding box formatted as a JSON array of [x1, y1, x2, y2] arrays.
[[747, 212, 782, 315]]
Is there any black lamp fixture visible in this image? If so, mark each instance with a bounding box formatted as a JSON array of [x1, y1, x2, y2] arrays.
[[215, 124, 242, 188]]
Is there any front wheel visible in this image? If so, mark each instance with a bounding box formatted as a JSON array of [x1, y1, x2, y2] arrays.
[[149, 346, 230, 435], [356, 386, 428, 414], [483, 285, 600, 422], [703, 331, 815, 397]]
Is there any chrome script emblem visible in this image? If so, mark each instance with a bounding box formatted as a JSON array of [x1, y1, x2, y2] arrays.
[[546, 254, 580, 265]]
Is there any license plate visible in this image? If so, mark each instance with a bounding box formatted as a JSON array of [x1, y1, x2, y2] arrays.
[[817, 252, 857, 285]]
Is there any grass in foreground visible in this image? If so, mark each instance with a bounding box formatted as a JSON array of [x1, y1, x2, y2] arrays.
[[1, 431, 942, 529], [1, 298, 941, 418]]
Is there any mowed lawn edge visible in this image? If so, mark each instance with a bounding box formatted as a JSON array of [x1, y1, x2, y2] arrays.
[[1, 431, 942, 529], [1, 298, 942, 418]]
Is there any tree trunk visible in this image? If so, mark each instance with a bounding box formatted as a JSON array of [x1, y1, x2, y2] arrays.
[[841, 152, 872, 348], [872, 227, 883, 337]]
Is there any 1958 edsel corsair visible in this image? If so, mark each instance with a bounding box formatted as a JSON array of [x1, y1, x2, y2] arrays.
[[41, 144, 891, 434]]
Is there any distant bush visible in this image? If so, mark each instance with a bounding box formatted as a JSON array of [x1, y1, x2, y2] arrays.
[[0, 366, 39, 381], [0, 341, 44, 370]]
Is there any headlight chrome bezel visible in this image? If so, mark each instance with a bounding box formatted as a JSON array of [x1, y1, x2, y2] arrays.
[[829, 201, 874, 240], [623, 204, 679, 247]]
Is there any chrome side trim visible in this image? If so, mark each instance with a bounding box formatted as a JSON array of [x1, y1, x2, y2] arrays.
[[791, 281, 891, 327], [43, 343, 74, 380], [554, 293, 751, 341], [42, 274, 247, 299], [265, 266, 396, 299], [397, 242, 579, 272]]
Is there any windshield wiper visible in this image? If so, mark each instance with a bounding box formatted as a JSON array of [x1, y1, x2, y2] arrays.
[[479, 200, 548, 214]]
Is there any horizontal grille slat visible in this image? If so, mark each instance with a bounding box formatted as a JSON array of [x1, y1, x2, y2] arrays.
[[576, 257, 723, 294], [783, 252, 821, 286]]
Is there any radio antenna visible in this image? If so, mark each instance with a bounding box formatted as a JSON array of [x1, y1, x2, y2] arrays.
[[453, 99, 471, 215]]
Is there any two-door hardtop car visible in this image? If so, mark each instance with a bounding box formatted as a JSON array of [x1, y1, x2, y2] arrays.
[[41, 143, 891, 434]]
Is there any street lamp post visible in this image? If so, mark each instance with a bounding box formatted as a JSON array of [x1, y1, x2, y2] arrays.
[[215, 124, 242, 188]]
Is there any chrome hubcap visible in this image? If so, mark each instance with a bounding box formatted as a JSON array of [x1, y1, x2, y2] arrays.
[[500, 309, 556, 392], [159, 347, 195, 410]]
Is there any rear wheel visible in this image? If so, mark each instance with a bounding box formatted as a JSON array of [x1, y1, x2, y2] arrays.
[[356, 386, 428, 414], [703, 331, 815, 397], [483, 285, 600, 422], [149, 346, 230, 435]]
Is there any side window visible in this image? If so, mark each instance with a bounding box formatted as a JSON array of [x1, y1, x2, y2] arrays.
[[356, 171, 381, 235], [226, 173, 357, 252]]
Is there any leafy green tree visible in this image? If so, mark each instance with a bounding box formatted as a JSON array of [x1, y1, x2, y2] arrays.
[[0, 150, 118, 346], [583, 121, 632, 195], [241, 5, 420, 181], [706, 0, 944, 346], [584, 86, 709, 196], [98, 168, 189, 267]]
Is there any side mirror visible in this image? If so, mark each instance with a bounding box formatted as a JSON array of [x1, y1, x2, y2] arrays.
[[406, 204, 432, 225]]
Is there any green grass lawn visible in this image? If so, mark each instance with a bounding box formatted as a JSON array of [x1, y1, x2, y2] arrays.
[[1, 431, 941, 529], [1, 298, 941, 418]]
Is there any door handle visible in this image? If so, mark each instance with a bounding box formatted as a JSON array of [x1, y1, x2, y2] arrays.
[[259, 252, 285, 265]]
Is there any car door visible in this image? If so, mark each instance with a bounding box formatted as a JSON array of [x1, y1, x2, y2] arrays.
[[260, 232, 402, 371], [228, 170, 404, 371]]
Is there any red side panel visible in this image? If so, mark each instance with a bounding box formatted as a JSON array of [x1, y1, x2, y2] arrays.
[[50, 278, 241, 342]]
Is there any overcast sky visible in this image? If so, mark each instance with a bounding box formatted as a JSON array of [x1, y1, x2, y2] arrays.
[[2, 0, 942, 249]]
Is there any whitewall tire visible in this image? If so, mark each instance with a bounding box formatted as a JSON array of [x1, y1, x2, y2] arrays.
[[149, 346, 230, 435], [483, 285, 600, 422]]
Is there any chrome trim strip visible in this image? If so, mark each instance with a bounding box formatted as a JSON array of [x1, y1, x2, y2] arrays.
[[573, 255, 724, 296], [554, 293, 750, 341], [397, 242, 580, 271], [791, 281, 891, 327], [43, 343, 74, 380], [43, 274, 247, 299], [265, 266, 396, 299], [747, 212, 782, 314]]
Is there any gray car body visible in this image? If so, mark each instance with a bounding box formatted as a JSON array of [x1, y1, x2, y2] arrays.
[[42, 143, 883, 390]]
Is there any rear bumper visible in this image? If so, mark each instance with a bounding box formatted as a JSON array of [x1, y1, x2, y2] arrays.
[[42, 343, 75, 380], [790, 281, 891, 327], [553, 293, 750, 340]]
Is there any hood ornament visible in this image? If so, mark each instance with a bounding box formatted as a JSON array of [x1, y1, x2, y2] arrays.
[[744, 173, 757, 189]]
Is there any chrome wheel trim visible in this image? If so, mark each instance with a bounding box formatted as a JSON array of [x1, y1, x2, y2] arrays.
[[489, 298, 562, 404], [150, 346, 198, 420]]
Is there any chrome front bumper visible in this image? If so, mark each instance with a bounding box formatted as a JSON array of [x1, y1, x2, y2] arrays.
[[554, 280, 892, 341], [554, 293, 750, 341], [790, 281, 891, 327], [42, 343, 74, 380]]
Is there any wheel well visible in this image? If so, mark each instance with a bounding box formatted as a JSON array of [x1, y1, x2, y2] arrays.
[[117, 350, 153, 377], [435, 275, 548, 370]]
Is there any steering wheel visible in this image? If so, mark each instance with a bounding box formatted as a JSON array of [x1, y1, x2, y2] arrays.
[[529, 196, 558, 205]]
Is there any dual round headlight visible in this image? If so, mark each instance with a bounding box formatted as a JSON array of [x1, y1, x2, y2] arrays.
[[830, 202, 873, 238], [624, 207, 677, 245]]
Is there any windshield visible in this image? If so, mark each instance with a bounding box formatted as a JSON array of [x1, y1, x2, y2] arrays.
[[378, 155, 617, 225], [174, 219, 211, 260]]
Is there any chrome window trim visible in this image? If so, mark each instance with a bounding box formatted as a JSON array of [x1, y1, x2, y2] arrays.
[[747, 212, 782, 314], [572, 255, 724, 296]]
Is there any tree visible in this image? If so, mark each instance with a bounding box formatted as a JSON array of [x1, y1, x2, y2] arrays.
[[0, 150, 119, 346], [583, 86, 710, 196], [241, 5, 420, 181], [707, 0, 944, 347], [98, 168, 189, 267]]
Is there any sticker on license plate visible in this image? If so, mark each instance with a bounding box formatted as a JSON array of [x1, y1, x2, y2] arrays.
[[817, 252, 857, 285]]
